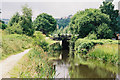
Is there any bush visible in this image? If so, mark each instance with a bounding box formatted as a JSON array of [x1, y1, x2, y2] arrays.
[[75, 39, 119, 55], [96, 23, 113, 39], [0, 22, 7, 30], [33, 31, 49, 51], [49, 42, 61, 51], [84, 32, 97, 40], [75, 40, 95, 55], [5, 23, 23, 34], [75, 39, 119, 65]]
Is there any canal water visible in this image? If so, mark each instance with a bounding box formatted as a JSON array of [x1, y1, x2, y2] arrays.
[[52, 50, 120, 79]]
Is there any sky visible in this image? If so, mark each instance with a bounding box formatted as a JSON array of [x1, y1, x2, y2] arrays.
[[1, 0, 120, 19]]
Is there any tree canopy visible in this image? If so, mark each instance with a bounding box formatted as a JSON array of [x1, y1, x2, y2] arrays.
[[0, 20, 7, 30], [56, 15, 72, 29], [20, 5, 34, 36], [69, 9, 111, 38], [100, 1, 119, 33], [6, 5, 34, 36], [8, 12, 20, 27], [118, 15, 120, 33], [97, 23, 113, 39], [33, 13, 56, 35]]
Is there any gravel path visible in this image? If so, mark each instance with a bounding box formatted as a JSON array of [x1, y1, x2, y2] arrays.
[[0, 49, 31, 79]]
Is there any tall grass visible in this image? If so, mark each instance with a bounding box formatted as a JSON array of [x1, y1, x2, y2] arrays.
[[86, 44, 118, 65], [9, 46, 55, 78], [8, 31, 59, 78], [33, 31, 56, 45], [0, 31, 32, 60]]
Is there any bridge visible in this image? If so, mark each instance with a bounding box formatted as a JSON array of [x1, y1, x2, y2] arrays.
[[50, 34, 78, 50]]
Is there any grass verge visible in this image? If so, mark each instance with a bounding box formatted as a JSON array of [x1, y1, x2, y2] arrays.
[[1, 33, 32, 60], [8, 46, 55, 78]]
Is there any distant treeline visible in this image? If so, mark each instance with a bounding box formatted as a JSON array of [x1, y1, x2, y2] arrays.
[[56, 15, 72, 29]]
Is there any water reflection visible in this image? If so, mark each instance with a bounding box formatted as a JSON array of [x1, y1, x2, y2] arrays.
[[69, 64, 116, 78], [52, 50, 119, 79]]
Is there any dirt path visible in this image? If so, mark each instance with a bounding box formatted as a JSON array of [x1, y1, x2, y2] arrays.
[[0, 49, 31, 79]]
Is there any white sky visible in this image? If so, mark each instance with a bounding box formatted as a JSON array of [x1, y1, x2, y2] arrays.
[[1, 0, 120, 19]]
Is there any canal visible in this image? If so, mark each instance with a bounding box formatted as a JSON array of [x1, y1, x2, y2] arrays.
[[51, 49, 120, 79]]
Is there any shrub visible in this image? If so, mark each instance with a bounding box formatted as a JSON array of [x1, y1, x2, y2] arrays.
[[75, 40, 94, 55], [96, 23, 113, 39], [5, 23, 23, 34], [75, 39, 119, 65], [75, 39, 119, 55], [49, 42, 61, 51], [84, 32, 97, 40], [0, 22, 7, 30], [33, 31, 49, 51]]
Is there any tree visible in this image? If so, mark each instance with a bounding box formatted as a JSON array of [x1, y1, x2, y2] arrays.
[[97, 23, 113, 39], [21, 5, 34, 36], [0, 20, 7, 30], [33, 13, 56, 35], [100, 1, 119, 34], [6, 5, 34, 36], [56, 15, 72, 29], [6, 12, 21, 33], [5, 23, 23, 34], [118, 14, 120, 33], [69, 9, 111, 38], [8, 12, 20, 27], [84, 31, 97, 40]]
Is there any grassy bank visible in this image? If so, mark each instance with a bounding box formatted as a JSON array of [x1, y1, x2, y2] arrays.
[[75, 39, 119, 65], [0, 31, 32, 60], [33, 31, 56, 45], [8, 47, 55, 78], [8, 31, 61, 78], [86, 44, 118, 64]]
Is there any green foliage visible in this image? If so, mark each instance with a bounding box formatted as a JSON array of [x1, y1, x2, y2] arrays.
[[2, 23, 7, 30], [33, 31, 48, 51], [86, 44, 118, 65], [52, 26, 71, 37], [69, 9, 111, 38], [8, 12, 20, 27], [97, 23, 113, 39], [56, 15, 72, 28], [100, 1, 119, 33], [75, 40, 94, 55], [84, 32, 97, 40], [1, 34, 32, 60], [118, 15, 120, 33], [5, 23, 23, 34], [6, 5, 34, 36], [21, 5, 34, 36], [49, 42, 61, 51], [75, 39, 119, 65], [33, 13, 56, 35], [0, 20, 7, 30], [52, 27, 63, 36], [75, 39, 119, 55], [9, 47, 55, 78]]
